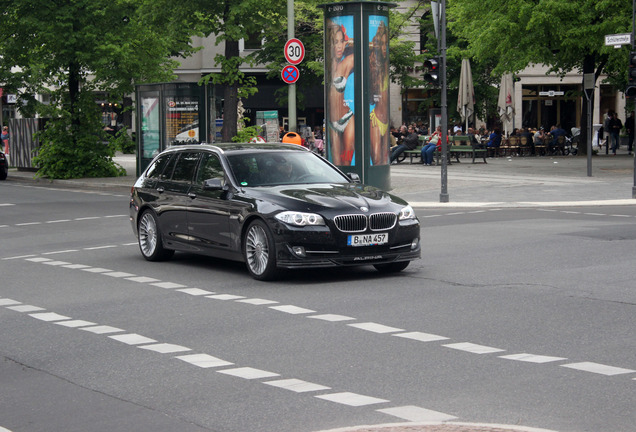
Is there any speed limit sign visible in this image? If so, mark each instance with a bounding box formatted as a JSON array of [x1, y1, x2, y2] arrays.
[[284, 38, 305, 65]]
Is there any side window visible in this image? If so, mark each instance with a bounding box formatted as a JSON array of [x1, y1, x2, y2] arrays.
[[171, 152, 201, 183], [196, 153, 224, 185], [146, 154, 173, 179]]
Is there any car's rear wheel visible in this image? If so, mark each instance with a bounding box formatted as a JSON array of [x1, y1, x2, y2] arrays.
[[138, 210, 174, 261], [0, 164, 7, 180], [243, 219, 279, 281], [374, 261, 410, 273]]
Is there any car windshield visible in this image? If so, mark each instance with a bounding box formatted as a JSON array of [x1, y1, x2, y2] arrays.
[[227, 151, 350, 187]]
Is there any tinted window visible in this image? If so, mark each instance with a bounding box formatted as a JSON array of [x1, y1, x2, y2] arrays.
[[171, 152, 201, 183], [226, 151, 349, 186], [146, 154, 173, 179], [196, 153, 224, 185]]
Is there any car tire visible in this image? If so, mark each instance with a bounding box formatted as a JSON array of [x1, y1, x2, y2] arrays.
[[138, 210, 174, 261], [374, 261, 410, 273], [243, 219, 279, 281], [0, 165, 7, 180]]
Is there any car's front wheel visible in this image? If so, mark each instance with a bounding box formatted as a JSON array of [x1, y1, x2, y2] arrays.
[[374, 261, 410, 273], [243, 219, 279, 281], [138, 210, 174, 261]]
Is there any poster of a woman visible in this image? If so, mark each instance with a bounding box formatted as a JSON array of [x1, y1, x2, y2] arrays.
[[368, 17, 389, 166], [326, 16, 355, 166]]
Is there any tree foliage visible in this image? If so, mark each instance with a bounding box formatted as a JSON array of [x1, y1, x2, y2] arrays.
[[447, 0, 633, 149], [0, 0, 195, 178]]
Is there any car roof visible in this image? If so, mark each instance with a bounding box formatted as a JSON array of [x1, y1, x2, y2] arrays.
[[163, 143, 309, 156]]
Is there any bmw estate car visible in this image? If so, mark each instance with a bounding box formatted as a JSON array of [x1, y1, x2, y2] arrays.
[[129, 143, 420, 280]]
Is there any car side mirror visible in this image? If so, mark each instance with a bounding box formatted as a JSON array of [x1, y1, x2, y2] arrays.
[[203, 178, 225, 191], [347, 172, 361, 183]]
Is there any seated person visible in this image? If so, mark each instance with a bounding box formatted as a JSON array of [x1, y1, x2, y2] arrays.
[[390, 125, 419, 163], [420, 126, 446, 166], [548, 125, 567, 153], [486, 127, 502, 147], [467, 127, 484, 148]]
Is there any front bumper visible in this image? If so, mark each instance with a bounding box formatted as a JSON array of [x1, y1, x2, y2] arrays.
[[271, 219, 421, 269]]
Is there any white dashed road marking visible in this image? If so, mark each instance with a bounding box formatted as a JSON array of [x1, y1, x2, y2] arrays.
[[30, 312, 71, 322], [376, 405, 458, 422], [269, 304, 315, 314], [151, 281, 187, 289], [138, 343, 191, 354], [264, 378, 331, 393], [393, 331, 449, 342], [500, 353, 567, 364], [217, 367, 280, 380], [348, 322, 404, 334], [560, 362, 636, 376], [109, 334, 158, 345], [443, 342, 506, 354], [176, 354, 234, 368], [309, 314, 355, 322], [80, 325, 124, 334], [316, 392, 389, 407]]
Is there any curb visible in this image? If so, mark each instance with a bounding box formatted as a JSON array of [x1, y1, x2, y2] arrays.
[[409, 199, 636, 208]]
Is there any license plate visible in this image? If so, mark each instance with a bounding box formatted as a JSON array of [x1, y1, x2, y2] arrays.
[[347, 233, 388, 247]]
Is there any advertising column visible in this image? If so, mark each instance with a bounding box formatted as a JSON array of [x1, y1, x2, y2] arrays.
[[321, 2, 394, 190]]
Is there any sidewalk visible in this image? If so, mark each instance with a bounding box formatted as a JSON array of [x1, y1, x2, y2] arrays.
[[5, 150, 636, 208]]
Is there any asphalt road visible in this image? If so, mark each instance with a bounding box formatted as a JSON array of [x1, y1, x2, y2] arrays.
[[1, 180, 634, 432]]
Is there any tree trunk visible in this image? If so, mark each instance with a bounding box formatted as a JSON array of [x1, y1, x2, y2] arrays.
[[68, 60, 81, 147], [221, 42, 240, 142]]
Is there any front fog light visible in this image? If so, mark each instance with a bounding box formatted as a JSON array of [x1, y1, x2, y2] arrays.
[[292, 246, 306, 257], [411, 238, 419, 250]]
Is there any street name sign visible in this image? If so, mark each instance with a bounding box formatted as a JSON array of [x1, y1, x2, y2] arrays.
[[605, 33, 632, 47]]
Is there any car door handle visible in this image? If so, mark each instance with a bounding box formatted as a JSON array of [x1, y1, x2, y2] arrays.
[[156, 186, 164, 193]]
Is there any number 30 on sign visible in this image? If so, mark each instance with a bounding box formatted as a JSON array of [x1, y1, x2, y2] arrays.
[[284, 38, 305, 65]]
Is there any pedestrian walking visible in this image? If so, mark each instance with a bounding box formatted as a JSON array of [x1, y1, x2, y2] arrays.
[[1, 126, 9, 155]]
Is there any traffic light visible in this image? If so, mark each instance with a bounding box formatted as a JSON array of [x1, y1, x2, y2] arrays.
[[626, 52, 636, 99], [424, 57, 440, 85], [629, 51, 636, 86]]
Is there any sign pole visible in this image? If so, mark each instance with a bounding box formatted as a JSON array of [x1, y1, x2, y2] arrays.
[[439, 0, 449, 202], [633, 0, 636, 198], [287, 0, 297, 133]]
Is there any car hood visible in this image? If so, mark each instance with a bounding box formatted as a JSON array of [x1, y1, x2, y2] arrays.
[[242, 183, 408, 213]]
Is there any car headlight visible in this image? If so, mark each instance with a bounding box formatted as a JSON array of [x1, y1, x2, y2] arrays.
[[275, 211, 325, 226], [398, 205, 416, 220]]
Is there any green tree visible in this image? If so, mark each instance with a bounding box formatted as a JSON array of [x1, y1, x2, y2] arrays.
[[183, 0, 285, 141], [447, 0, 632, 152], [0, 0, 195, 178]]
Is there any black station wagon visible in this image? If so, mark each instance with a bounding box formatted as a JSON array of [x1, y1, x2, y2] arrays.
[[129, 143, 420, 280]]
